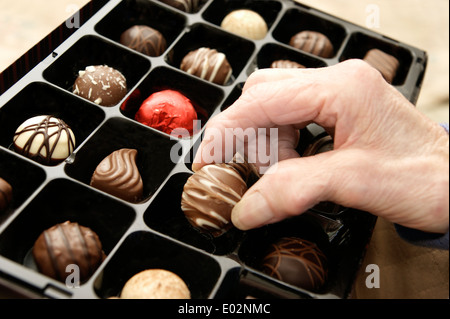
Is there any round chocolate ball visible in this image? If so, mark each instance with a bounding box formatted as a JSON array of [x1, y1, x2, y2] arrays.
[[32, 221, 106, 283], [261, 237, 328, 292], [0, 177, 12, 213], [120, 25, 167, 57], [289, 31, 334, 58], [180, 47, 232, 85], [221, 9, 268, 40], [13, 115, 76, 165], [120, 269, 191, 299], [73, 65, 127, 106]]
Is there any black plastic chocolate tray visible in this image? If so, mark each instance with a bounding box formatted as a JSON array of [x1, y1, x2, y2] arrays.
[[0, 0, 427, 299]]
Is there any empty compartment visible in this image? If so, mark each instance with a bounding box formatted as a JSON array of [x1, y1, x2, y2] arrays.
[[43, 35, 151, 104], [94, 230, 222, 299], [95, 0, 186, 57], [0, 82, 105, 165], [339, 32, 413, 86], [167, 23, 255, 85], [143, 173, 244, 256], [273, 8, 347, 59], [65, 117, 180, 203], [0, 179, 135, 284]]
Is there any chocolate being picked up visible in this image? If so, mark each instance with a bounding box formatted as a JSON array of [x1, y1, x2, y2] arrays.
[[90, 148, 143, 203], [13, 115, 76, 165], [289, 31, 334, 58], [32, 221, 106, 283], [120, 25, 167, 57], [0, 177, 13, 213], [261, 237, 328, 292], [271, 60, 305, 69], [180, 47, 232, 85], [73, 65, 127, 106], [363, 48, 400, 84], [221, 9, 268, 40]]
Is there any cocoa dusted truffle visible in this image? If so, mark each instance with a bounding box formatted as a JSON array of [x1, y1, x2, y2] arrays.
[[32, 221, 106, 283], [120, 269, 191, 299], [289, 31, 334, 58], [0, 177, 12, 213], [363, 48, 399, 84], [221, 9, 268, 40], [120, 25, 167, 57], [181, 161, 249, 237], [135, 89, 198, 136], [270, 60, 305, 69], [261, 237, 328, 292], [73, 65, 127, 106], [13, 115, 76, 165], [158, 0, 199, 13], [90, 148, 143, 203], [180, 47, 232, 85]]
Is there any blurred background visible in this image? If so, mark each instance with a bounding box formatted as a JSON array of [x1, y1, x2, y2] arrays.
[[0, 0, 448, 299]]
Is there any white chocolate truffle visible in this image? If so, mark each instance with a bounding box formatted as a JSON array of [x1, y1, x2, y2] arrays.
[[221, 9, 268, 40]]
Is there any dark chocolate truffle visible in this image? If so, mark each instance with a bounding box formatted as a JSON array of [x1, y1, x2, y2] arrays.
[[270, 60, 306, 69], [261, 237, 328, 292], [120, 25, 167, 57], [221, 9, 268, 40], [73, 65, 127, 106], [32, 221, 105, 282], [158, 0, 199, 13], [0, 177, 12, 213], [90, 148, 143, 203], [180, 47, 232, 85], [181, 162, 249, 237], [120, 269, 191, 299], [13, 115, 76, 165], [363, 48, 399, 83], [134, 89, 198, 136], [289, 31, 334, 58]]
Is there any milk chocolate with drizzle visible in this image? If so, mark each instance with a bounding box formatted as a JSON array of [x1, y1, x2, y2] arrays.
[[0, 177, 12, 213], [363, 48, 399, 84], [32, 221, 106, 283], [180, 47, 232, 85], [13, 115, 76, 165], [289, 31, 334, 58], [158, 0, 200, 13], [271, 59, 305, 69], [120, 25, 167, 57], [261, 237, 328, 292], [90, 148, 143, 203]]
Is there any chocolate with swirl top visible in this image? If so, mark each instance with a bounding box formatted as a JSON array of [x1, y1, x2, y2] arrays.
[[32, 221, 106, 283], [261, 237, 328, 292], [90, 148, 143, 203], [13, 115, 76, 165], [0, 177, 13, 213], [181, 162, 249, 237], [158, 0, 199, 13], [120, 25, 167, 57], [180, 47, 232, 85], [289, 31, 334, 58]]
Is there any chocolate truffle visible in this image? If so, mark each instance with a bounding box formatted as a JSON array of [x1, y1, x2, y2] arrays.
[[121, 269, 191, 299], [73, 65, 127, 106], [181, 162, 249, 237], [90, 148, 143, 203], [32, 221, 105, 282], [270, 60, 305, 69], [289, 31, 334, 58], [261, 237, 328, 292], [135, 89, 198, 136], [13, 115, 76, 165], [303, 135, 334, 157], [0, 177, 12, 213], [120, 25, 167, 57], [363, 48, 399, 84], [221, 9, 268, 40], [180, 47, 232, 85], [158, 0, 199, 13]]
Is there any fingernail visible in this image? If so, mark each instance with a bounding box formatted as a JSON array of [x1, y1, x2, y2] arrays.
[[232, 192, 274, 230]]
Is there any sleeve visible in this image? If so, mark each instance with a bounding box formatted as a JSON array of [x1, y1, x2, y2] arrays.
[[394, 122, 449, 250]]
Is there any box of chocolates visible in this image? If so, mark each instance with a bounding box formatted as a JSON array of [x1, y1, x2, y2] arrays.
[[0, 0, 427, 299]]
